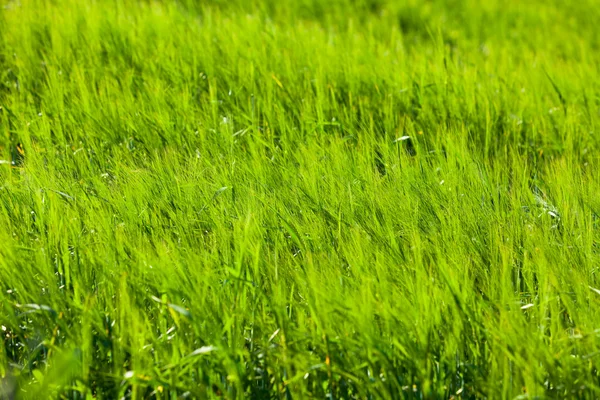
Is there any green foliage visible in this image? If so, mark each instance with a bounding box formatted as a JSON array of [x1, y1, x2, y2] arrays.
[[1, 0, 600, 398]]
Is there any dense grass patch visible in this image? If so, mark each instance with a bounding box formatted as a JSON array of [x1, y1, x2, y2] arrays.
[[1, 0, 600, 398]]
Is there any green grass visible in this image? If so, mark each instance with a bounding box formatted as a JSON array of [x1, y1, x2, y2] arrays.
[[1, 0, 600, 398]]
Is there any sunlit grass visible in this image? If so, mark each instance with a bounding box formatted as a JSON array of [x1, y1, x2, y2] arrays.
[[1, 0, 600, 398]]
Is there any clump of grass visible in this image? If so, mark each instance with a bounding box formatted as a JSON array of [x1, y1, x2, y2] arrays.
[[1, 0, 600, 398]]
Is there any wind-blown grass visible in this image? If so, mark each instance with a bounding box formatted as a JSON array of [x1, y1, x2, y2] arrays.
[[1, 0, 600, 398]]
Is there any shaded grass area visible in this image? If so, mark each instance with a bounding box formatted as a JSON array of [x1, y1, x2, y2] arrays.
[[1, 0, 600, 398]]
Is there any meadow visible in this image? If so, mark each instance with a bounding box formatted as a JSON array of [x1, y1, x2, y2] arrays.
[[1, 0, 600, 398]]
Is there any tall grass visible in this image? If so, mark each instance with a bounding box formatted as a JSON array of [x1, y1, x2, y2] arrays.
[[1, 0, 600, 398]]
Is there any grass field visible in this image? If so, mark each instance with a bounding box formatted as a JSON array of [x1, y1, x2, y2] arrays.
[[1, 0, 600, 398]]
